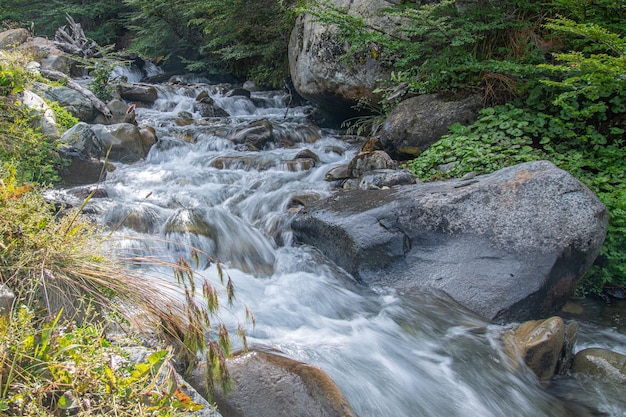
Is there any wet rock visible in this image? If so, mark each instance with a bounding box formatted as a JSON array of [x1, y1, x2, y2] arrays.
[[176, 111, 195, 126], [347, 150, 395, 178], [17, 37, 75, 74], [61, 122, 102, 157], [503, 317, 578, 380], [195, 102, 230, 118], [571, 348, 626, 383], [273, 124, 322, 148], [358, 169, 417, 190], [292, 161, 608, 322], [140, 126, 158, 154], [380, 93, 482, 158], [283, 158, 317, 172], [57, 146, 107, 185], [196, 91, 212, 102], [361, 137, 383, 152], [242, 81, 259, 91], [164, 208, 275, 276], [210, 156, 274, 171], [187, 349, 356, 417], [325, 164, 350, 181], [227, 120, 274, 149], [70, 187, 108, 200], [0, 28, 29, 49], [31, 81, 95, 122], [92, 99, 137, 125], [288, 194, 322, 211], [294, 149, 320, 161], [91, 123, 148, 162], [117, 82, 158, 104], [226, 88, 251, 98], [107, 205, 163, 234]]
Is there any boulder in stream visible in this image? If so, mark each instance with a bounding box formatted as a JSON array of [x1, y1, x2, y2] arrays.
[[502, 317, 578, 380], [292, 161, 608, 322], [187, 349, 356, 417], [117, 82, 158, 104], [571, 348, 626, 384], [90, 123, 148, 162]]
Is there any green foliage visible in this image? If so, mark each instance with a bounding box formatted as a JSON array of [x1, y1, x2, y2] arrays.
[[87, 59, 123, 102], [0, 165, 251, 401], [407, 10, 626, 293], [0, 52, 62, 185], [46, 101, 79, 132], [0, 305, 203, 416], [0, 98, 61, 185], [187, 0, 298, 87], [304, 0, 551, 98], [122, 0, 205, 64], [407, 105, 547, 180], [0, 0, 129, 45], [123, 0, 299, 87]]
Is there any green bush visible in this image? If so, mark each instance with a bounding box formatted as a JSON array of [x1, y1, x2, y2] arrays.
[[406, 14, 626, 293], [0, 306, 202, 416]]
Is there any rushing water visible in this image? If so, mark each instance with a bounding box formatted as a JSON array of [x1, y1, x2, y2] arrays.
[[56, 77, 626, 417]]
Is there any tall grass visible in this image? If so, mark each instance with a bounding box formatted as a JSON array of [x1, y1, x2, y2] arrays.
[[0, 166, 251, 414]]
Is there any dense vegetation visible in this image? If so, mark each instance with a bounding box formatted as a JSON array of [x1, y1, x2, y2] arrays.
[[0, 52, 245, 414], [305, 0, 626, 295]]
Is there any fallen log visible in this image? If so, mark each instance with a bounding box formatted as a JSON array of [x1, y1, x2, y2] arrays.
[[54, 14, 101, 58], [41, 69, 112, 119]]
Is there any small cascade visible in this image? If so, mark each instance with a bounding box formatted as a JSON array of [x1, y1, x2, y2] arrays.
[[55, 79, 626, 417]]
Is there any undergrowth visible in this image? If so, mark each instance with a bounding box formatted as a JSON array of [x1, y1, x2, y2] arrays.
[[0, 306, 202, 416]]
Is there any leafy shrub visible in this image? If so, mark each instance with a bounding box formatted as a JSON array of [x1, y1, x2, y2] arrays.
[[0, 306, 202, 416], [0, 99, 61, 185], [407, 17, 626, 292], [304, 0, 552, 100], [47, 100, 79, 131]]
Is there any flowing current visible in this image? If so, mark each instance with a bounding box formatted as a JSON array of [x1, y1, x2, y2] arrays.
[[56, 77, 626, 417]]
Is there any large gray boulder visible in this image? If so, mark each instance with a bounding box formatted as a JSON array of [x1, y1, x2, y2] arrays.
[[90, 123, 147, 163], [187, 349, 356, 417], [292, 161, 608, 322], [288, 0, 396, 121], [61, 122, 150, 163], [380, 93, 482, 159], [57, 146, 107, 185], [31, 81, 95, 122]]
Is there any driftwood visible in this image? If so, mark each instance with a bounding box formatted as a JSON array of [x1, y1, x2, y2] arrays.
[[41, 69, 112, 119], [54, 14, 102, 58]]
